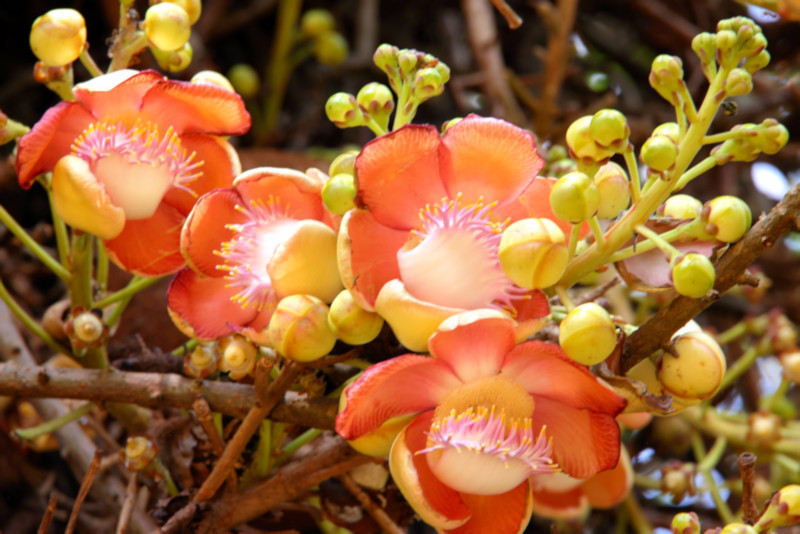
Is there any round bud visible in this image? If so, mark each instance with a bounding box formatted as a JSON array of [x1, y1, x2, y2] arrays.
[[144, 3, 191, 52], [218, 334, 258, 381], [549, 171, 600, 223], [397, 50, 419, 78], [184, 343, 219, 379], [558, 302, 617, 366], [71, 310, 106, 345], [641, 134, 678, 172], [301, 8, 335, 38], [671, 253, 715, 298], [268, 294, 336, 362], [160, 0, 202, 25], [653, 122, 680, 142], [414, 67, 445, 99], [357, 82, 394, 130], [226, 63, 260, 97], [649, 54, 684, 105], [754, 484, 800, 530], [498, 218, 568, 289], [373, 44, 400, 77], [671, 512, 700, 534], [29, 8, 87, 66], [325, 92, 364, 129], [328, 290, 384, 345], [703, 195, 751, 242], [328, 150, 358, 177], [659, 194, 702, 219], [314, 31, 348, 66], [720, 524, 758, 534], [757, 118, 789, 155], [150, 42, 193, 72], [658, 330, 726, 402], [593, 162, 631, 219], [726, 68, 753, 97], [745, 50, 770, 74], [191, 70, 235, 92], [565, 115, 614, 163], [589, 109, 629, 149], [124, 436, 157, 471], [780, 350, 800, 384], [322, 173, 357, 215]]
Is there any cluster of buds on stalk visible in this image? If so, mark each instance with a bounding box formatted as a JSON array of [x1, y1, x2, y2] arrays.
[[144, 0, 202, 71], [300, 8, 349, 66]]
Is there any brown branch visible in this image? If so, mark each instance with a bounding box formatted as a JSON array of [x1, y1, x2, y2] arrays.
[[65, 449, 102, 534], [0, 362, 338, 429], [116, 474, 138, 534], [37, 494, 59, 534], [338, 473, 405, 534], [490, 0, 522, 29], [621, 185, 800, 374], [739, 452, 758, 524]]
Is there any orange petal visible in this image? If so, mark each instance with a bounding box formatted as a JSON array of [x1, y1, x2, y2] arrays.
[[446, 483, 533, 534], [389, 412, 471, 529], [582, 446, 633, 509], [335, 355, 462, 440], [439, 116, 543, 207], [103, 201, 186, 276], [338, 209, 407, 310], [181, 188, 247, 276], [429, 309, 516, 383], [166, 268, 261, 340], [530, 475, 589, 520], [73, 70, 162, 121], [356, 124, 447, 230], [510, 290, 551, 341], [15, 101, 96, 187], [140, 77, 251, 135], [234, 167, 325, 221]]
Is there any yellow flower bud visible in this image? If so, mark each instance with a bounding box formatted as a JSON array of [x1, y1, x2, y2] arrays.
[[720, 523, 757, 534], [225, 63, 260, 97], [725, 68, 753, 97], [754, 484, 800, 530], [498, 218, 568, 289], [589, 108, 629, 149], [373, 44, 400, 78], [649, 54, 684, 105], [218, 334, 258, 381], [558, 302, 618, 366], [184, 343, 219, 379], [191, 70, 235, 92], [69, 310, 106, 346], [549, 171, 600, 223], [653, 122, 680, 142], [565, 115, 614, 163], [703, 195, 751, 243], [29, 8, 86, 66], [658, 330, 726, 403], [314, 31, 348, 66], [641, 134, 678, 172], [322, 173, 357, 215], [659, 194, 702, 219], [269, 294, 337, 362], [144, 2, 191, 52], [150, 41, 193, 72], [124, 436, 157, 471], [301, 9, 335, 38], [670, 512, 700, 534], [593, 162, 631, 219], [328, 150, 359, 177], [671, 253, 715, 299], [159, 0, 202, 25], [357, 82, 394, 131], [325, 92, 365, 129], [328, 290, 384, 345]]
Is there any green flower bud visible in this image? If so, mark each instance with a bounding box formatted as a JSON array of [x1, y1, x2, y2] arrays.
[[226, 63, 260, 97], [357, 82, 394, 131], [720, 524, 757, 534], [269, 294, 337, 362], [413, 67, 445, 100], [373, 43, 400, 77], [184, 343, 219, 379], [322, 173, 357, 215], [715, 29, 738, 68], [498, 218, 568, 289], [314, 31, 348, 66], [548, 145, 569, 161], [658, 330, 726, 403], [150, 41, 193, 72], [328, 150, 359, 177], [671, 253, 716, 298], [218, 334, 258, 381], [160, 0, 202, 25], [397, 49, 419, 79], [301, 8, 335, 38], [757, 118, 789, 155], [725, 68, 752, 97], [565, 115, 614, 164], [558, 302, 618, 366], [641, 134, 678, 172], [659, 194, 702, 219], [30, 8, 87, 66], [754, 484, 800, 530], [433, 61, 451, 85], [745, 50, 770, 73], [649, 54, 684, 105], [144, 2, 191, 52], [703, 195, 751, 242], [653, 122, 681, 143], [593, 162, 631, 219], [549, 171, 600, 223], [191, 70, 234, 92], [691, 32, 716, 65], [589, 109, 629, 149], [670, 511, 700, 534], [328, 290, 384, 345], [325, 92, 365, 129]]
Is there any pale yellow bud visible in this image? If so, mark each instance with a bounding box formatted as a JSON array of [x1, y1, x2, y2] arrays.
[[498, 218, 568, 289], [558, 302, 618, 366], [658, 330, 726, 402], [30, 8, 86, 66], [328, 290, 384, 345], [144, 3, 191, 52], [269, 294, 336, 362], [191, 70, 235, 92], [218, 334, 258, 381], [593, 162, 631, 219]]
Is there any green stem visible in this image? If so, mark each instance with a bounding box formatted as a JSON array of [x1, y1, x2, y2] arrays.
[[0, 277, 71, 355], [624, 493, 653, 534], [171, 338, 199, 357], [149, 457, 179, 496], [96, 241, 109, 294], [697, 435, 728, 472], [566, 223, 580, 260], [622, 144, 642, 204], [392, 82, 416, 130], [0, 204, 70, 281], [703, 129, 753, 145], [362, 113, 388, 137], [93, 276, 163, 309], [716, 320, 750, 345], [608, 218, 707, 263], [281, 428, 323, 460], [691, 433, 736, 523], [632, 224, 681, 260], [554, 285, 575, 311], [44, 178, 71, 268], [587, 216, 606, 249], [78, 49, 103, 77], [719, 345, 762, 392], [263, 0, 303, 135], [69, 233, 94, 309], [674, 156, 718, 191], [15, 402, 95, 440]]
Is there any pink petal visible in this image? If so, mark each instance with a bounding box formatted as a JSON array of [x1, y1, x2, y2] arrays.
[[621, 240, 717, 288], [167, 268, 261, 340], [446, 483, 532, 534], [501, 340, 627, 415], [103, 201, 187, 276], [530, 396, 622, 479], [428, 310, 517, 383], [180, 188, 247, 276], [335, 355, 462, 439], [356, 124, 447, 230], [439, 116, 543, 207], [234, 167, 325, 221], [73, 70, 163, 120], [338, 209, 408, 310], [15, 102, 96, 187]]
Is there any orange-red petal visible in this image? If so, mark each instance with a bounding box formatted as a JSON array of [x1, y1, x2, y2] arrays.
[[72, 70, 162, 121], [180, 188, 247, 276], [529, 477, 588, 520], [446, 483, 533, 534], [234, 167, 325, 221], [439, 116, 543, 207], [355, 124, 447, 230], [335, 355, 462, 440], [582, 446, 633, 509]]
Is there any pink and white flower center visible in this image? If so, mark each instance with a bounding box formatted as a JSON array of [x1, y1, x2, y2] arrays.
[[214, 196, 300, 310], [71, 119, 202, 219], [396, 196, 520, 310]]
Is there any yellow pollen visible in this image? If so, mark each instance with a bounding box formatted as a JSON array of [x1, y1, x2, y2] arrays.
[[433, 375, 534, 422]]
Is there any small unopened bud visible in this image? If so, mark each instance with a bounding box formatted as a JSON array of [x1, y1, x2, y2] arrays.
[[660, 461, 697, 504], [227, 64, 261, 97], [757, 118, 789, 155], [653, 122, 681, 142], [549, 171, 600, 223], [160, 0, 202, 25], [191, 70, 234, 92], [322, 173, 357, 215], [184, 343, 219, 379], [649, 55, 684, 105], [150, 42, 193, 72], [593, 162, 631, 219], [745, 50, 770, 73], [124, 436, 157, 471], [641, 134, 678, 172], [670, 511, 700, 534], [413, 67, 445, 100], [780, 350, 800, 384], [144, 2, 191, 52], [64, 308, 108, 349], [692, 32, 717, 69], [747, 410, 782, 448], [397, 50, 419, 79], [498, 218, 568, 289], [269, 294, 336, 362], [325, 92, 365, 129], [301, 8, 335, 38], [754, 484, 800, 530], [558, 302, 617, 366], [703, 195, 751, 243], [658, 330, 726, 403], [328, 150, 359, 177], [725, 68, 753, 97], [659, 194, 702, 219], [218, 334, 258, 381], [30, 8, 87, 67], [720, 523, 758, 534], [589, 108, 629, 149], [565, 115, 614, 164], [373, 44, 400, 78], [328, 290, 384, 345], [441, 117, 462, 133], [671, 253, 715, 298], [357, 82, 394, 131], [314, 31, 348, 66]]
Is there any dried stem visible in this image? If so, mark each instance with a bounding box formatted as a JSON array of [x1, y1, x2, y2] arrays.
[[490, 0, 522, 28], [116, 474, 138, 534], [338, 473, 405, 534], [65, 449, 103, 534], [739, 452, 758, 524], [37, 494, 59, 534], [192, 396, 237, 491]]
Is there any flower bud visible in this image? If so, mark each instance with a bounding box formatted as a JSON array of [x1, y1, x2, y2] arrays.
[[653, 122, 681, 142], [150, 42, 193, 72], [441, 117, 463, 133], [649, 54, 684, 105], [314, 31, 348, 66], [29, 8, 87, 66], [325, 92, 365, 128], [720, 524, 757, 534], [670, 511, 700, 534], [269, 294, 337, 362], [218, 334, 258, 381], [745, 50, 770, 73], [558, 302, 617, 366], [692, 32, 717, 66], [747, 411, 782, 449], [589, 109, 629, 149], [328, 150, 358, 177], [549, 171, 600, 223], [658, 330, 726, 403], [716, 29, 738, 68], [671, 253, 715, 298], [641, 134, 678, 172], [397, 49, 419, 79], [357, 82, 394, 131], [593, 162, 631, 219], [191, 70, 234, 92], [124, 436, 157, 471], [413, 67, 445, 100], [226, 63, 260, 97], [780, 350, 800, 384], [184, 343, 219, 379], [301, 8, 335, 38], [660, 461, 697, 504], [498, 218, 568, 289], [659, 194, 702, 219], [565, 115, 614, 163], [160, 0, 202, 25], [754, 484, 800, 530], [322, 173, 357, 215], [144, 2, 191, 52], [757, 118, 789, 155], [373, 44, 400, 78], [725, 68, 752, 97], [64, 308, 108, 349], [328, 289, 384, 345], [703, 195, 751, 243]]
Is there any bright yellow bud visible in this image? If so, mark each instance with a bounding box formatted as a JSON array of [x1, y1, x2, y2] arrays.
[[593, 162, 631, 219], [641, 134, 678, 172], [671, 253, 715, 298], [658, 330, 726, 403], [703, 195, 752, 242], [558, 302, 617, 366], [269, 294, 337, 362], [549, 171, 600, 223], [754, 484, 800, 530], [328, 289, 384, 345], [565, 115, 614, 164], [498, 218, 568, 289], [144, 3, 191, 52], [589, 108, 629, 149], [29, 8, 86, 66], [659, 194, 702, 219]]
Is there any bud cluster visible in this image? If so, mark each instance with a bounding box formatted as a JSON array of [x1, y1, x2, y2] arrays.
[[710, 119, 789, 164], [143, 0, 202, 71]]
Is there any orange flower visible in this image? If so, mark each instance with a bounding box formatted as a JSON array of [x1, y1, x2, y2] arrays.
[[335, 310, 626, 533], [15, 69, 250, 276]]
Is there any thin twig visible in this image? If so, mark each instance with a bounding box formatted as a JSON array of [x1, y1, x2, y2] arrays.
[[739, 452, 758, 524], [338, 473, 405, 534], [65, 449, 103, 534], [490, 0, 522, 28], [193, 396, 237, 491], [37, 494, 59, 534], [116, 474, 138, 534]]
